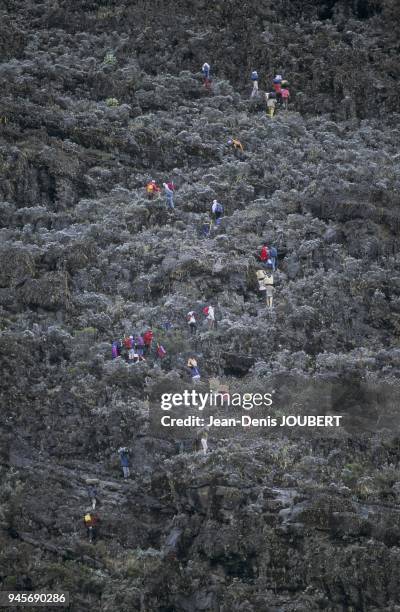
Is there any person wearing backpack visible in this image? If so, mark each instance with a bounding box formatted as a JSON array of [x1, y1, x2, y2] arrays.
[[143, 329, 153, 355], [272, 75, 283, 105], [256, 269, 274, 307], [266, 92, 277, 118], [118, 447, 130, 478], [83, 512, 100, 542], [264, 271, 274, 308], [156, 343, 167, 359], [227, 138, 244, 156], [203, 305, 215, 329], [163, 182, 174, 209], [211, 200, 223, 224], [251, 70, 259, 98], [260, 243, 269, 264], [269, 246, 278, 271], [187, 357, 201, 382], [112, 341, 119, 359], [281, 86, 290, 110], [135, 334, 145, 357], [187, 311, 197, 335], [202, 62, 211, 90], [272, 75, 282, 94], [123, 336, 133, 350], [146, 180, 161, 200], [257, 269, 267, 293]]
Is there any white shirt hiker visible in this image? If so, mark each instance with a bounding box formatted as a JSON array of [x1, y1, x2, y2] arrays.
[[207, 306, 215, 321]]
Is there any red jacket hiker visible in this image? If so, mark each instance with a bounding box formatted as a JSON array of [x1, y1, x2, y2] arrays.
[[123, 336, 133, 349], [143, 330, 153, 346], [260, 246, 269, 262]]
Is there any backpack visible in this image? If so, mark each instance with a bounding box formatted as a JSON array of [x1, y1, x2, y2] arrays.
[[251, 71, 258, 81], [144, 331, 153, 344], [270, 247, 277, 258], [203, 306, 209, 316], [215, 202, 223, 213], [157, 345, 167, 358]]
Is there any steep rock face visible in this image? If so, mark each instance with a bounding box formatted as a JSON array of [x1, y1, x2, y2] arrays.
[[1, 1, 400, 610]]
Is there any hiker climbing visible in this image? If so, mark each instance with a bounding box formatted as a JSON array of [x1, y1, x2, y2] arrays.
[[112, 340, 120, 359], [135, 334, 145, 357], [272, 74, 282, 104], [187, 311, 197, 335], [251, 70, 259, 98], [187, 357, 201, 382], [227, 138, 244, 155], [146, 180, 161, 200], [156, 343, 167, 359], [163, 182, 174, 209], [264, 270, 274, 308], [124, 335, 133, 350], [118, 447, 130, 478], [260, 243, 277, 271], [256, 269, 274, 308], [203, 304, 215, 329], [143, 329, 153, 355], [202, 62, 211, 90], [266, 92, 277, 118], [87, 485, 98, 510], [281, 82, 290, 110], [196, 429, 208, 455], [211, 199, 224, 225], [83, 512, 99, 543], [269, 246, 278, 271], [260, 243, 269, 264]]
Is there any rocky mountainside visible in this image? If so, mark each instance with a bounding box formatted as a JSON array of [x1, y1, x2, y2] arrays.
[[1, 1, 400, 610]]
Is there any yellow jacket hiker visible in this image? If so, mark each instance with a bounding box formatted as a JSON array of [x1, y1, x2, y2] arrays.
[[228, 138, 244, 152]]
